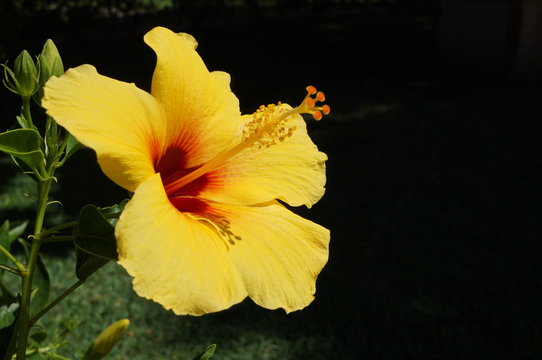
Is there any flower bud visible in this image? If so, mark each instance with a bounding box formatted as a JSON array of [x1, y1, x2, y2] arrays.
[[12, 50, 39, 97], [82, 319, 130, 360], [34, 39, 64, 104], [39, 39, 64, 80]]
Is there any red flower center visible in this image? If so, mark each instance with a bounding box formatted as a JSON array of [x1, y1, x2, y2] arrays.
[[154, 146, 211, 213]]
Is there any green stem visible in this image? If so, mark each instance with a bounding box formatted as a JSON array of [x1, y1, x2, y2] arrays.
[[0, 245, 24, 273], [40, 235, 73, 243], [16, 178, 52, 360], [38, 211, 121, 239], [0, 264, 20, 275], [21, 97, 33, 129], [30, 278, 85, 326], [38, 220, 78, 238]]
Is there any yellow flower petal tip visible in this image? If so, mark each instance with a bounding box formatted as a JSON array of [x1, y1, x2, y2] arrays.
[[43, 26, 330, 316]]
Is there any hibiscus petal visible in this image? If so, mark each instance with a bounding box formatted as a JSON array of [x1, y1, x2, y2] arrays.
[[144, 27, 242, 166], [116, 173, 247, 315], [209, 200, 330, 313], [201, 105, 327, 207], [43, 65, 166, 191]]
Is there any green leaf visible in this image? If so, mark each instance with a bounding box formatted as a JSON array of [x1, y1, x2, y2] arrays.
[[30, 255, 50, 317], [73, 204, 118, 260], [192, 344, 217, 360], [8, 220, 28, 243], [75, 248, 108, 281], [15, 114, 27, 128], [29, 329, 47, 345], [99, 199, 128, 227], [17, 237, 31, 259], [0, 303, 18, 330], [0, 128, 44, 171], [3, 63, 19, 94], [62, 132, 81, 162]]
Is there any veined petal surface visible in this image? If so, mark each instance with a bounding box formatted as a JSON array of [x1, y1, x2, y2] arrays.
[[43, 65, 166, 191], [210, 200, 330, 312], [118, 173, 329, 314], [116, 174, 247, 315], [200, 105, 327, 207], [144, 27, 242, 167]]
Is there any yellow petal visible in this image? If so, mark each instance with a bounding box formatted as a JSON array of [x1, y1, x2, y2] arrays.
[[209, 200, 330, 312], [200, 105, 327, 207], [144, 27, 241, 167], [116, 173, 247, 316], [43, 65, 166, 191]]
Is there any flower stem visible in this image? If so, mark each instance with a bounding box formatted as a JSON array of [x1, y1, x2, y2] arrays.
[[41, 235, 73, 243], [16, 177, 53, 360], [37, 220, 78, 238], [21, 97, 33, 129], [0, 264, 20, 275], [39, 212, 121, 239], [30, 278, 85, 326], [0, 245, 25, 273]]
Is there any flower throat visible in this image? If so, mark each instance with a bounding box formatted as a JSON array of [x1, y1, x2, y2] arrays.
[[163, 86, 330, 196]]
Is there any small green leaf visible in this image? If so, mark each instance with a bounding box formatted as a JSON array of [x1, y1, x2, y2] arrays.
[[193, 344, 217, 360], [17, 237, 31, 258], [30, 255, 50, 317], [15, 114, 27, 128], [74, 204, 118, 260], [8, 220, 28, 243], [62, 132, 81, 162], [99, 199, 128, 227], [3, 63, 19, 94], [82, 319, 130, 360], [75, 248, 108, 281], [0, 303, 19, 330], [0, 128, 44, 171], [29, 330, 47, 344]]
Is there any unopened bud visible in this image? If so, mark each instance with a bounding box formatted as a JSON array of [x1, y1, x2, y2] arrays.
[[13, 50, 39, 97], [35, 39, 64, 104], [82, 319, 130, 360], [40, 39, 64, 79]]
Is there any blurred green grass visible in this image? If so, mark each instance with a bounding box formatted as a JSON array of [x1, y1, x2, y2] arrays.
[[36, 258, 333, 360]]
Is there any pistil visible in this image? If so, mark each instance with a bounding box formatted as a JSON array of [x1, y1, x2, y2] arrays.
[[164, 86, 330, 196]]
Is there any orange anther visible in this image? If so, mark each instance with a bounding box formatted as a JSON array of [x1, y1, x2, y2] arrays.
[[306, 97, 316, 108], [313, 111, 323, 121], [306, 85, 317, 95], [316, 91, 325, 102], [322, 104, 331, 115]]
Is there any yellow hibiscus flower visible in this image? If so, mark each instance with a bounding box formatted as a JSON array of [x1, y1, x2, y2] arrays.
[[42, 26, 330, 316]]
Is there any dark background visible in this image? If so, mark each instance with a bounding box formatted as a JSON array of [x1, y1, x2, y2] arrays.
[[1, 0, 541, 359]]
